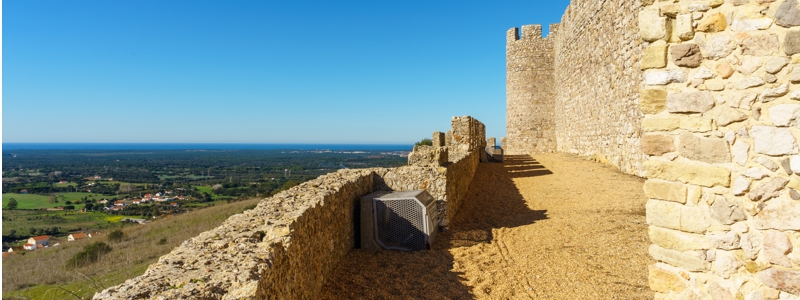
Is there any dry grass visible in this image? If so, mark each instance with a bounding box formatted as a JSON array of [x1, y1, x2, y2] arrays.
[[2, 198, 262, 299], [320, 153, 653, 299]]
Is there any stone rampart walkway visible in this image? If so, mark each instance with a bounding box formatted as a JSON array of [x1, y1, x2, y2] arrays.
[[320, 153, 653, 299]]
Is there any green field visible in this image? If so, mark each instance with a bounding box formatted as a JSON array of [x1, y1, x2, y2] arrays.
[[53, 182, 77, 188], [104, 181, 148, 187], [2, 192, 109, 210], [1, 210, 141, 238], [3, 198, 262, 299]]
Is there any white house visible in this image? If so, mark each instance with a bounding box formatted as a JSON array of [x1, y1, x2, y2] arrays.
[[25, 236, 50, 250], [68, 232, 89, 241]]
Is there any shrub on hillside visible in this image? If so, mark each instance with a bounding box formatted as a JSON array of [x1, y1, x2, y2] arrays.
[[108, 229, 124, 242], [65, 242, 112, 269]]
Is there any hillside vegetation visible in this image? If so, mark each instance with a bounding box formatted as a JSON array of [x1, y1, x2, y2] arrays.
[[2, 197, 262, 300]]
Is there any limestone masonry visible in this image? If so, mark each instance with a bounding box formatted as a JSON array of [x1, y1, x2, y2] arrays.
[[506, 1, 646, 175], [508, 0, 800, 298], [93, 117, 485, 299]]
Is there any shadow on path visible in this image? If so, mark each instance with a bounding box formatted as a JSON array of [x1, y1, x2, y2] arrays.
[[318, 155, 549, 299]]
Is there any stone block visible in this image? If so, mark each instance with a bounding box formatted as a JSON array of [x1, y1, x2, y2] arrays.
[[680, 117, 715, 132], [714, 251, 742, 279], [728, 92, 757, 109], [732, 176, 751, 196], [763, 231, 793, 267], [732, 13, 774, 32], [748, 177, 790, 201], [644, 160, 730, 187], [766, 57, 790, 74], [671, 44, 702, 67], [753, 198, 800, 230], [678, 131, 731, 164], [737, 57, 764, 76], [642, 134, 675, 156], [640, 8, 670, 42], [697, 13, 727, 32], [407, 145, 448, 167], [642, 41, 669, 70], [770, 104, 800, 128], [757, 268, 800, 295], [776, 0, 800, 28], [695, 33, 737, 60], [645, 69, 687, 85], [741, 232, 763, 260], [786, 29, 800, 56], [640, 89, 667, 114], [644, 179, 687, 203], [743, 167, 770, 179], [736, 76, 766, 90], [681, 206, 710, 233], [649, 264, 687, 293], [647, 199, 682, 230], [731, 140, 750, 166], [792, 155, 800, 173], [790, 65, 800, 82], [432, 131, 446, 147], [760, 83, 789, 100], [704, 106, 747, 127], [649, 226, 710, 251], [710, 194, 746, 225], [741, 34, 779, 56], [710, 231, 740, 250], [717, 62, 734, 79], [675, 14, 694, 41], [642, 117, 680, 132], [649, 244, 710, 272], [667, 91, 715, 113], [755, 156, 780, 172], [751, 126, 799, 156], [781, 158, 793, 175]]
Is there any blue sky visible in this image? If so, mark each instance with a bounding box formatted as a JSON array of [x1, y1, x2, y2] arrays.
[[3, 0, 569, 144]]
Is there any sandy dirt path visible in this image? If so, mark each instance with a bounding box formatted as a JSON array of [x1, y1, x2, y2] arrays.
[[319, 153, 653, 299]]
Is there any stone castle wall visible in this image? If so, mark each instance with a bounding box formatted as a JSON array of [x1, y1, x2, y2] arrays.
[[638, 1, 800, 298], [507, 0, 647, 175], [553, 0, 647, 176], [93, 117, 486, 299], [506, 25, 557, 155], [510, 0, 800, 297]]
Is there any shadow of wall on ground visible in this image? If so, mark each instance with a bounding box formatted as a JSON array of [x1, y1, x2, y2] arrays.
[[317, 154, 549, 299]]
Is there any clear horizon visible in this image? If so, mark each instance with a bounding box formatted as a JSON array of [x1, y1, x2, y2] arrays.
[[3, 0, 570, 144]]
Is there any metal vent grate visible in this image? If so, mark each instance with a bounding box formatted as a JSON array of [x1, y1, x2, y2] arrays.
[[375, 199, 427, 251], [370, 190, 438, 251]]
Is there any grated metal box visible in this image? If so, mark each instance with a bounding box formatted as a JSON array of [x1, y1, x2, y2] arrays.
[[360, 190, 438, 251]]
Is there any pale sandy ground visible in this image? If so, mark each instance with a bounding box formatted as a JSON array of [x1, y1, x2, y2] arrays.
[[319, 153, 653, 299]]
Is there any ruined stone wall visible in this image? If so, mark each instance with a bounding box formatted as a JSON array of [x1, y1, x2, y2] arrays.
[[506, 25, 557, 155], [94, 116, 485, 299], [553, 0, 647, 176], [639, 1, 800, 298], [94, 169, 375, 300], [444, 116, 485, 219]]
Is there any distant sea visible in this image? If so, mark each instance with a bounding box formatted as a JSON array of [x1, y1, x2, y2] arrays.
[[2, 143, 412, 151]]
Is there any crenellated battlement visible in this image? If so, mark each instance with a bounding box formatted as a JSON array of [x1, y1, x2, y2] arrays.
[[506, 23, 559, 43], [505, 23, 557, 155]]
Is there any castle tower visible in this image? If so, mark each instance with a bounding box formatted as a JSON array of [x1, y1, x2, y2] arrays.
[[505, 24, 557, 155]]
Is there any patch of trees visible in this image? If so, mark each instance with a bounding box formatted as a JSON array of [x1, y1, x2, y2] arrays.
[[65, 242, 112, 269]]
